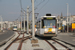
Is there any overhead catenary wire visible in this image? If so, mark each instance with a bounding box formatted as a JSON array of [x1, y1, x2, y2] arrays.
[[29, 0, 45, 11], [38, 0, 49, 12], [20, 0, 22, 10], [22, 8, 27, 16], [19, 0, 49, 22], [34, 0, 45, 9], [28, 0, 45, 21], [29, 0, 45, 16], [29, 0, 48, 20], [29, 0, 49, 18], [29, 0, 37, 8]]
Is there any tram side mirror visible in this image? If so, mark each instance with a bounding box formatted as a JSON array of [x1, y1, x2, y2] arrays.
[[35, 25, 36, 27]]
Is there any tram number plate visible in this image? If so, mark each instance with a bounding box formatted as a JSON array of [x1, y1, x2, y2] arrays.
[[49, 32, 51, 33]]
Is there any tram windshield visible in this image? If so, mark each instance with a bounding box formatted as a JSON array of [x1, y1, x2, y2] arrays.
[[43, 20, 56, 28]]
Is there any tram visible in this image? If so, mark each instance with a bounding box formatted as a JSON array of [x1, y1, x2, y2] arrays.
[[35, 14, 57, 37], [13, 25, 17, 31]]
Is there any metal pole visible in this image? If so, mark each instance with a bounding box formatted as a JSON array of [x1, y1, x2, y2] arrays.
[[27, 6, 29, 34], [1, 17, 2, 31], [0, 16, 2, 29], [67, 3, 69, 32], [59, 17, 60, 28], [70, 13, 71, 24], [24, 12, 25, 32], [17, 19, 19, 30], [1, 16, 3, 31], [21, 10, 22, 31], [32, 0, 35, 39], [18, 18, 20, 31]]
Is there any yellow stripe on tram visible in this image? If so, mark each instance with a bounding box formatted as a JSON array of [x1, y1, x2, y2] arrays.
[[48, 28, 52, 32]]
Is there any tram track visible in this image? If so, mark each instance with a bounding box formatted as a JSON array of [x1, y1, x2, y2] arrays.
[[17, 33, 24, 50], [45, 39, 72, 50], [5, 32, 20, 50], [54, 38, 75, 47], [5, 31, 32, 50], [3, 31, 75, 50], [52, 39, 72, 50], [45, 40, 57, 50]]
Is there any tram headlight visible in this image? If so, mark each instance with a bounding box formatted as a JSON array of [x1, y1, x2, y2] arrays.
[[52, 29, 56, 33], [44, 29, 48, 33]]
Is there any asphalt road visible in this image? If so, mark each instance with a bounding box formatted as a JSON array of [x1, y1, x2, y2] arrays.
[[0, 30, 14, 42], [53, 32, 75, 45]]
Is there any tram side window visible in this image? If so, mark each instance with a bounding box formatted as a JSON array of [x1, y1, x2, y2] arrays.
[[38, 22, 40, 28], [36, 22, 40, 29]]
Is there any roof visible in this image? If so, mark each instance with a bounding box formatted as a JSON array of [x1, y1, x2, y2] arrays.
[[41, 16, 56, 18]]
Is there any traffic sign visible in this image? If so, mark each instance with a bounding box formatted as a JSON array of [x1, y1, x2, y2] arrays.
[[62, 25, 64, 26], [72, 23, 75, 29], [62, 21, 66, 25]]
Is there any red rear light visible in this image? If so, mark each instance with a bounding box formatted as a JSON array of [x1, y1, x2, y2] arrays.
[[55, 26, 57, 28]]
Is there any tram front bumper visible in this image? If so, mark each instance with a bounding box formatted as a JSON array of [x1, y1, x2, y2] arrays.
[[43, 33, 56, 37]]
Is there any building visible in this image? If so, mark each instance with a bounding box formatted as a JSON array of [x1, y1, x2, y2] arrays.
[[57, 14, 75, 31], [0, 21, 14, 30], [71, 15, 75, 23]]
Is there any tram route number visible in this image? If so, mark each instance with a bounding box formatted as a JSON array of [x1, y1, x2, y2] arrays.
[[47, 18, 53, 19]]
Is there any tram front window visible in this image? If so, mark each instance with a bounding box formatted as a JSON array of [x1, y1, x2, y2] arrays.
[[43, 20, 56, 28], [13, 26, 17, 28]]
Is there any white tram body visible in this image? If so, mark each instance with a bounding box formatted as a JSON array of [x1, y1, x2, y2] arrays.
[[35, 15, 57, 37]]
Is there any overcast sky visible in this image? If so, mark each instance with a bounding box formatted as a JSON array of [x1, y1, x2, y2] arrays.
[[0, 0, 75, 21]]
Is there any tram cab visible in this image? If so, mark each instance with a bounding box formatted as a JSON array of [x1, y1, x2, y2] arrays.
[[35, 14, 57, 37]]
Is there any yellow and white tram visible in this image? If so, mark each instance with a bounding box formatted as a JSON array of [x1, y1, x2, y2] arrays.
[[35, 15, 57, 37]]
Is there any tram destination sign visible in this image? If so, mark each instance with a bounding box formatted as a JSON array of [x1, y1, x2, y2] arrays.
[[43, 17, 56, 19]]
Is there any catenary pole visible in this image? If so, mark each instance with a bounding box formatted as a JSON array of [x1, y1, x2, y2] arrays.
[[67, 3, 69, 32], [70, 13, 71, 24], [23, 11, 25, 37], [21, 10, 22, 31], [27, 6, 29, 34], [1, 16, 3, 31], [32, 0, 35, 39], [20, 0, 23, 31]]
